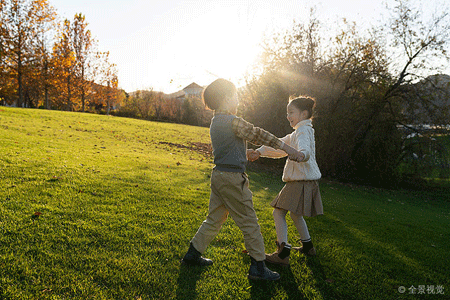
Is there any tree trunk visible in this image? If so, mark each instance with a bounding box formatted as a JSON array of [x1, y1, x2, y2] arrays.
[[81, 67, 85, 112], [17, 47, 23, 107], [67, 75, 72, 111]]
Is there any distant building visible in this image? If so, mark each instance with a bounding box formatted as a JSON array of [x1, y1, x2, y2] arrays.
[[182, 82, 204, 97], [163, 82, 204, 100]]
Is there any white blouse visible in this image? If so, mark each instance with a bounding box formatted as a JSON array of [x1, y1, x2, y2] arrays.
[[256, 119, 321, 181]]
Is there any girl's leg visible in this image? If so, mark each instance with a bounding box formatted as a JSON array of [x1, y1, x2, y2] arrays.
[[272, 208, 288, 244], [266, 208, 291, 266], [290, 211, 315, 255], [289, 211, 310, 242]]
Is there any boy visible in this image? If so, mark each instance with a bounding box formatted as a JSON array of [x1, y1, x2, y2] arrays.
[[181, 78, 303, 281]]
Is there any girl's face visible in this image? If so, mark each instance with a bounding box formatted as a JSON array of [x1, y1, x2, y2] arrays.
[[287, 103, 308, 128]]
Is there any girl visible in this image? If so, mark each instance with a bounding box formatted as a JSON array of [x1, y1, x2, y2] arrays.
[[248, 96, 323, 266]]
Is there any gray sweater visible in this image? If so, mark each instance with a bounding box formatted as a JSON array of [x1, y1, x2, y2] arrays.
[[210, 114, 247, 173]]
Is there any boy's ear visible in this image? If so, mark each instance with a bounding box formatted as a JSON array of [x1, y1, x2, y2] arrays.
[[222, 93, 238, 109], [302, 110, 309, 119]]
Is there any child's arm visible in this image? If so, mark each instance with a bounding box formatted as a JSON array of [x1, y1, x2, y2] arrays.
[[232, 117, 304, 162], [255, 134, 291, 159], [294, 128, 312, 162], [232, 117, 282, 149]]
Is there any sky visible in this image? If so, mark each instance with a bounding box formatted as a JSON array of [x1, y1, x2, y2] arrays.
[[50, 0, 448, 93]]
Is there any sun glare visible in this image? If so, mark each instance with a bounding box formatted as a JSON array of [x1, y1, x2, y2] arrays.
[[163, 3, 268, 89]]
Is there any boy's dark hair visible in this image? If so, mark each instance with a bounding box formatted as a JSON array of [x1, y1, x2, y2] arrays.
[[202, 78, 237, 110], [288, 96, 316, 119]]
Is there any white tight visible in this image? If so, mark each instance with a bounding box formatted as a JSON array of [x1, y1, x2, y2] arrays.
[[272, 208, 311, 244]]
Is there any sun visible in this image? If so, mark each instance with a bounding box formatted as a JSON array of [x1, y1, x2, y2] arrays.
[[165, 3, 268, 88]]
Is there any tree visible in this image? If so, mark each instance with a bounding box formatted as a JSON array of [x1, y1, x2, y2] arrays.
[[380, 0, 450, 182], [1, 0, 55, 107], [313, 20, 398, 183], [120, 90, 152, 119], [0, 0, 13, 104], [240, 9, 326, 137], [92, 51, 120, 114], [29, 0, 56, 109], [0, 1, 119, 113], [3, 0, 34, 107], [347, 0, 450, 183], [242, 0, 450, 186], [72, 13, 93, 112], [160, 97, 183, 122], [52, 14, 114, 113], [384, 0, 450, 125], [52, 18, 77, 110]]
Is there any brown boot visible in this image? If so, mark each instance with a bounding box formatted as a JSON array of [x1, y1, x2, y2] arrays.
[[265, 241, 291, 266], [292, 240, 316, 256]]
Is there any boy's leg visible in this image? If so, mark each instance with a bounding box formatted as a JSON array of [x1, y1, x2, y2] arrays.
[[190, 180, 229, 254], [216, 171, 265, 261], [207, 171, 279, 280], [183, 171, 229, 266]]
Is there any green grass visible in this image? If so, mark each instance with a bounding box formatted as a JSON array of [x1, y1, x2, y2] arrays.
[[1, 107, 449, 299]]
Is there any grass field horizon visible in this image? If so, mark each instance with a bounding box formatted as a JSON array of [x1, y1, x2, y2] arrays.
[[1, 107, 449, 299]]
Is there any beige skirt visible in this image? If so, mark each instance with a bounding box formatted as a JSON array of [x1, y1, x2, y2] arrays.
[[271, 181, 323, 217]]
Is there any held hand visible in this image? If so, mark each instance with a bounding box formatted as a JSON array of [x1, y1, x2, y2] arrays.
[[247, 149, 260, 162], [282, 144, 304, 162], [290, 150, 305, 162]]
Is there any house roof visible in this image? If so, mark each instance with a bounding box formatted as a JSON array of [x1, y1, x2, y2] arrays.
[[183, 82, 203, 90], [162, 82, 204, 99], [163, 90, 185, 99]]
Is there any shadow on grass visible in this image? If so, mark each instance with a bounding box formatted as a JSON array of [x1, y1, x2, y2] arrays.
[[176, 263, 207, 300], [310, 213, 450, 298], [236, 254, 276, 299], [249, 262, 332, 300], [304, 256, 342, 299], [243, 254, 310, 300], [258, 255, 342, 299], [248, 278, 278, 300], [243, 244, 352, 299]]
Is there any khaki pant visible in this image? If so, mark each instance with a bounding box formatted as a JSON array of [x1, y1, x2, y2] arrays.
[[191, 169, 266, 261]]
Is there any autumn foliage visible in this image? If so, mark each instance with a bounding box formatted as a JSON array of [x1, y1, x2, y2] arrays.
[[115, 90, 212, 127], [0, 0, 122, 112]]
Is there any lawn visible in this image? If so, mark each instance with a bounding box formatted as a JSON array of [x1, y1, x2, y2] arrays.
[[0, 107, 449, 299]]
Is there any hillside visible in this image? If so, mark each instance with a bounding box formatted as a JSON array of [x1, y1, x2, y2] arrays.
[[403, 74, 450, 124], [1, 107, 449, 300]]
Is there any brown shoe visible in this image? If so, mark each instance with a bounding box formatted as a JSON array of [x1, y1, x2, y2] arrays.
[[292, 246, 317, 256], [265, 242, 290, 266]]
